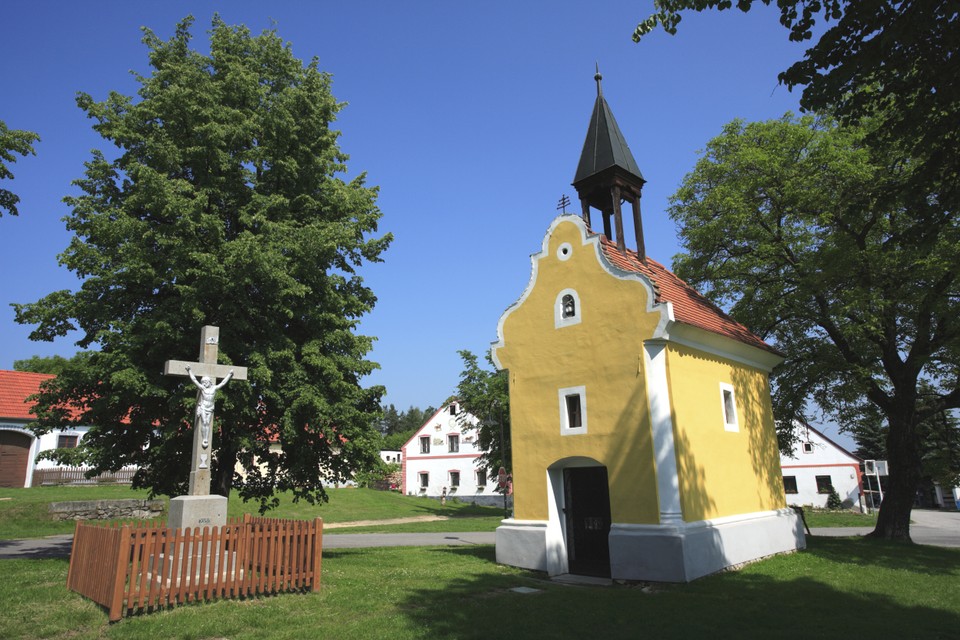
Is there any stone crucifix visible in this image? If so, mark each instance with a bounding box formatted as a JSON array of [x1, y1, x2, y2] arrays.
[[163, 326, 248, 496]]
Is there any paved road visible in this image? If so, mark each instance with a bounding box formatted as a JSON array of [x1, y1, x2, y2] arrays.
[[810, 508, 960, 548], [2, 509, 956, 560]]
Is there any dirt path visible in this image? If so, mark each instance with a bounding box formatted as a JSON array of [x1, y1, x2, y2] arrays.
[[324, 515, 452, 529]]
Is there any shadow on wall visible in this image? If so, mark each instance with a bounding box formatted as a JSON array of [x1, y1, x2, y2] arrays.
[[394, 543, 960, 639], [733, 367, 786, 511]]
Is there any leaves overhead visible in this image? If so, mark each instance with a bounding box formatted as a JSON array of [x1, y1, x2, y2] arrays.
[[14, 16, 392, 511], [0, 119, 40, 217]]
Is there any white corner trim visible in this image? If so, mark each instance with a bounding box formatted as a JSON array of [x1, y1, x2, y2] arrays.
[[643, 340, 683, 524]]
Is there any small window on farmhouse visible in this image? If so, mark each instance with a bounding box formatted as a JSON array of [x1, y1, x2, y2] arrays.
[[783, 476, 798, 494], [419, 472, 429, 489], [449, 471, 460, 487], [720, 383, 739, 432], [450, 404, 457, 416], [419, 436, 430, 454], [476, 469, 487, 486], [559, 385, 587, 435], [57, 435, 79, 449], [816, 475, 833, 494], [448, 434, 460, 453], [802, 442, 814, 454]]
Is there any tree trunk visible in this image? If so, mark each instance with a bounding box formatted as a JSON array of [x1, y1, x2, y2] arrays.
[[869, 411, 922, 540], [213, 437, 237, 498]]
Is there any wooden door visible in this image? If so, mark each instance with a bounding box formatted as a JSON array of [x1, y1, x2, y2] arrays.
[[0, 430, 31, 487], [564, 466, 611, 577]]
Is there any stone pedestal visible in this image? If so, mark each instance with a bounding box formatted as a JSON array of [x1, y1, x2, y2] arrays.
[[168, 495, 228, 531]]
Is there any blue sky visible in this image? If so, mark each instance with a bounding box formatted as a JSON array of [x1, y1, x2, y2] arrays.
[[0, 1, 853, 446]]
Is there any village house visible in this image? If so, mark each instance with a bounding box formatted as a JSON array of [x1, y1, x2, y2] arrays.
[[491, 74, 804, 582], [780, 422, 865, 512], [400, 401, 499, 506], [0, 369, 94, 487]]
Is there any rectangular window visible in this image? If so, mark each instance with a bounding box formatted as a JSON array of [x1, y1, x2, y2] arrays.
[[57, 435, 79, 449], [448, 434, 459, 453], [802, 442, 814, 454], [449, 471, 460, 487], [566, 395, 582, 429], [816, 475, 833, 494], [476, 469, 487, 486], [419, 436, 430, 454], [450, 404, 457, 416], [419, 472, 429, 489], [783, 476, 798, 494], [559, 385, 588, 435], [720, 383, 739, 432]]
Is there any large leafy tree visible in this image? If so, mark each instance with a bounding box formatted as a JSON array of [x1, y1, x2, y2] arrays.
[[14, 17, 391, 511], [667, 114, 959, 540], [455, 350, 511, 477], [0, 119, 40, 217]]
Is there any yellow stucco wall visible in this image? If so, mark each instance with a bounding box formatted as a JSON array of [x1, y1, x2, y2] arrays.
[[494, 218, 663, 525], [665, 343, 786, 521]]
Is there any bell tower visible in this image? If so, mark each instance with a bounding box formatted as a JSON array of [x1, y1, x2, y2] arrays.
[[572, 68, 647, 260]]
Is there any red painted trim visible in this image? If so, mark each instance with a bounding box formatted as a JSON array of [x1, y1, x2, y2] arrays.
[[780, 463, 859, 470], [404, 454, 480, 461]]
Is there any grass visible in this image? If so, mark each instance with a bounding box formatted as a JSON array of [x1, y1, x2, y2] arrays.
[[1, 536, 958, 639], [0, 486, 503, 540], [803, 510, 879, 528]]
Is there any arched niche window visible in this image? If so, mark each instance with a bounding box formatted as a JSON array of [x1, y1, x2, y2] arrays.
[[554, 288, 581, 328]]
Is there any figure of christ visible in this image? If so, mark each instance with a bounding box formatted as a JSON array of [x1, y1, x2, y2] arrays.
[[185, 365, 234, 449]]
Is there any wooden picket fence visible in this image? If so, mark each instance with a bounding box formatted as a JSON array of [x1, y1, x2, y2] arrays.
[[33, 466, 137, 486], [67, 514, 323, 621]]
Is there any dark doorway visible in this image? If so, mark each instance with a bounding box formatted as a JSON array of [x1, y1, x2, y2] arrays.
[[563, 466, 611, 577]]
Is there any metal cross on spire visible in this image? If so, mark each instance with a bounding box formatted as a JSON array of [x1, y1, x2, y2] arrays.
[[595, 62, 603, 96]]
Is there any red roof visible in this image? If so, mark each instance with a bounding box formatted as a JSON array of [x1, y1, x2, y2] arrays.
[[598, 236, 780, 356], [0, 370, 54, 420]]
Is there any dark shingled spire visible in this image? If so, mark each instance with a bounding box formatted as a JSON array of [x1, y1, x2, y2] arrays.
[[572, 66, 647, 258], [573, 67, 644, 185]]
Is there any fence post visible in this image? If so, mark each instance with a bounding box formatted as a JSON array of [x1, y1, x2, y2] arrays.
[[311, 517, 323, 592], [108, 525, 130, 622]]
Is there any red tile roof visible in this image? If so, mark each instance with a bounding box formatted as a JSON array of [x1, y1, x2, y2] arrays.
[[0, 370, 54, 420], [598, 236, 780, 356]]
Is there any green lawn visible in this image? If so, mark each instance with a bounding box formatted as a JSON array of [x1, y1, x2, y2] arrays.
[[803, 510, 879, 528], [0, 486, 503, 539], [1, 537, 958, 639]]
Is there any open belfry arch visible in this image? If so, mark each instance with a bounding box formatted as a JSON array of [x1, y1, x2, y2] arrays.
[[492, 72, 804, 582]]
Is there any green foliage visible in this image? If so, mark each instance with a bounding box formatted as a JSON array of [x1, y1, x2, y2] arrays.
[[826, 487, 843, 510], [13, 354, 77, 376], [12, 16, 391, 511], [0, 119, 40, 217], [35, 443, 94, 467], [455, 350, 510, 477], [667, 113, 960, 539]]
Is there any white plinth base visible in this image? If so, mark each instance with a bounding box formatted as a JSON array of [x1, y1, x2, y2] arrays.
[[496, 508, 805, 582], [168, 495, 228, 531]]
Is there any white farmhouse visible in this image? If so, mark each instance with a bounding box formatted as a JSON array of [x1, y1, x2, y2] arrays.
[[780, 422, 865, 512], [400, 401, 497, 505], [0, 370, 93, 487]]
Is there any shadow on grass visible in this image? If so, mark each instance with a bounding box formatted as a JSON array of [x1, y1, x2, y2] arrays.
[[806, 536, 958, 576], [395, 542, 960, 640]]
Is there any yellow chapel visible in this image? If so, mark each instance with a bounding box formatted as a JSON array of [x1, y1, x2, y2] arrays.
[[492, 73, 805, 582]]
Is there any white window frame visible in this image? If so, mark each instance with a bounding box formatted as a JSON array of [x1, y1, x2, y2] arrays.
[[554, 288, 582, 328], [449, 470, 460, 488], [559, 385, 587, 436], [418, 472, 429, 490], [720, 382, 739, 432], [419, 435, 430, 454], [447, 434, 460, 453]]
